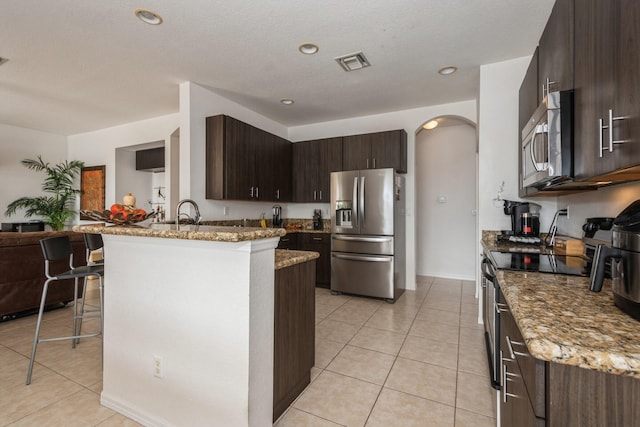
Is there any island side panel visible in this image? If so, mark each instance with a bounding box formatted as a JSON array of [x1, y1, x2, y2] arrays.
[[99, 234, 277, 427]]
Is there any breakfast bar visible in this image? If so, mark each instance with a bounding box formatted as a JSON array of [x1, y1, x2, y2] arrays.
[[73, 223, 307, 427]]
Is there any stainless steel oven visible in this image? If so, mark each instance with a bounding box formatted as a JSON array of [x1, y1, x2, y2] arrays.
[[481, 255, 500, 389]]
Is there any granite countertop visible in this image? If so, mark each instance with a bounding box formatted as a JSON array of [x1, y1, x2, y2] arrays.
[[73, 223, 285, 242], [481, 230, 553, 254], [497, 271, 640, 378], [482, 231, 640, 378], [274, 249, 319, 270]]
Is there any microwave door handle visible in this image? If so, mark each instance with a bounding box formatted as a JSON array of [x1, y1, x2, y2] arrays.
[[530, 129, 541, 172]]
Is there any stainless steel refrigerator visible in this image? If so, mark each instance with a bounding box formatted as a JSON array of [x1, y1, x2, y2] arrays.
[[330, 168, 405, 302]]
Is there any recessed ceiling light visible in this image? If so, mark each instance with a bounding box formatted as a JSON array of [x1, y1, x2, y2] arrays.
[[298, 43, 319, 55], [438, 66, 457, 75], [423, 120, 439, 130], [134, 8, 163, 25], [280, 99, 294, 105]]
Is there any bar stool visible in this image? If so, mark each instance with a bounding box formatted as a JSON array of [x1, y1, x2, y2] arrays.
[[75, 233, 105, 344], [26, 235, 104, 385]]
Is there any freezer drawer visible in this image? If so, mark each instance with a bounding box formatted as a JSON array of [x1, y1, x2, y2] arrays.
[[331, 252, 394, 300], [331, 234, 394, 256]]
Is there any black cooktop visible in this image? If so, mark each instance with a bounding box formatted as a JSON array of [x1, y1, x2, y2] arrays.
[[489, 250, 590, 277]]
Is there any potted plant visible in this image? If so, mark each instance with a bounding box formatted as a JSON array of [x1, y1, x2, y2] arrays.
[[4, 156, 84, 231]]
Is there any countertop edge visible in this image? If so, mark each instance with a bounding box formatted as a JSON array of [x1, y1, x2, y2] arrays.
[[274, 249, 319, 270]]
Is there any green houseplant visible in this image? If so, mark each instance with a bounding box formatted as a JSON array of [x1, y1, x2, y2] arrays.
[[5, 156, 85, 231]]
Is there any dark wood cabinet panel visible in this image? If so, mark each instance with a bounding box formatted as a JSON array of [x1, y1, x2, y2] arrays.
[[343, 130, 407, 173], [206, 115, 292, 201], [538, 0, 574, 101], [276, 233, 299, 250], [547, 363, 640, 427], [574, 0, 640, 181], [292, 137, 342, 202], [273, 259, 315, 421], [135, 147, 165, 172], [299, 233, 331, 288]]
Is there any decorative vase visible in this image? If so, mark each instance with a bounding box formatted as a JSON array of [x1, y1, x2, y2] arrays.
[[123, 192, 136, 207]]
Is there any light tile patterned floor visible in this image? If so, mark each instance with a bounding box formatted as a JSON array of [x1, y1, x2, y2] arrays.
[[0, 276, 496, 426], [277, 276, 497, 427]]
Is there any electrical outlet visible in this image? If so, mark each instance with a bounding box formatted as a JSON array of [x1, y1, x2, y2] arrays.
[[153, 355, 163, 378], [223, 206, 229, 216]]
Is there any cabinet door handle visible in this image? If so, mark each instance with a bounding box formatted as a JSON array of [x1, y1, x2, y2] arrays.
[[250, 187, 254, 198], [312, 237, 323, 241], [506, 336, 527, 359], [319, 190, 322, 200], [600, 110, 629, 157], [255, 186, 259, 199], [276, 189, 280, 200], [366, 158, 370, 169], [313, 190, 317, 201], [373, 158, 376, 168]]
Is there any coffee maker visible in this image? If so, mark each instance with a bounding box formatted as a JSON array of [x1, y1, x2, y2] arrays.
[[503, 200, 541, 236]]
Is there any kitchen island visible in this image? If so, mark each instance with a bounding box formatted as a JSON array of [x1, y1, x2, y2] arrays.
[[73, 223, 313, 427], [481, 233, 640, 426]]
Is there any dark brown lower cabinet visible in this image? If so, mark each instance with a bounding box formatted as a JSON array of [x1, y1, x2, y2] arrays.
[[273, 259, 315, 422], [277, 233, 330, 288], [500, 290, 640, 427]]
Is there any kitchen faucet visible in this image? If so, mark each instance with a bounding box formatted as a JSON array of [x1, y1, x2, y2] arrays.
[[175, 199, 202, 227]]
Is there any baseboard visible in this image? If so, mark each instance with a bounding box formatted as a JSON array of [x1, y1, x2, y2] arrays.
[[101, 391, 170, 427]]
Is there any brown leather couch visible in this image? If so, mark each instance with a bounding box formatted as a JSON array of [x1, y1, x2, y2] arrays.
[[0, 231, 87, 321]]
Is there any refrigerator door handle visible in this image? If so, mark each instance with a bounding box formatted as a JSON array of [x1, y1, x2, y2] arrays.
[[360, 176, 366, 226], [352, 176, 359, 227], [332, 235, 393, 244], [332, 253, 392, 263]]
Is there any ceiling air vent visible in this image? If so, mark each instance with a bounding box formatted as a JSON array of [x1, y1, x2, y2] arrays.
[[0, 57, 9, 67], [335, 52, 370, 72]]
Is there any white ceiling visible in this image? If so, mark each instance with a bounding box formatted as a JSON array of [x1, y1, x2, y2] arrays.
[[0, 0, 555, 136]]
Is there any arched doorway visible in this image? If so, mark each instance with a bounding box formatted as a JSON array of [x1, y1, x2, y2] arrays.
[[415, 116, 477, 280]]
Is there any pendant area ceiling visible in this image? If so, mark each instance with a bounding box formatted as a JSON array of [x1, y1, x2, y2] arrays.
[[0, 0, 555, 136]]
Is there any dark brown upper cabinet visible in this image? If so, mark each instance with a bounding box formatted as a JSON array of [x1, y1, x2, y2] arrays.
[[537, 0, 574, 101], [292, 137, 343, 203], [206, 115, 291, 201], [573, 0, 640, 181], [135, 147, 165, 172], [342, 130, 407, 173]]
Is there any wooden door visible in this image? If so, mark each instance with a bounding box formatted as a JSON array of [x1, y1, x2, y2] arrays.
[[609, 0, 640, 173], [292, 141, 319, 202], [273, 135, 292, 202], [317, 137, 343, 203], [224, 116, 255, 200], [370, 130, 407, 172], [573, 0, 616, 180], [342, 134, 370, 171], [537, 0, 574, 101]]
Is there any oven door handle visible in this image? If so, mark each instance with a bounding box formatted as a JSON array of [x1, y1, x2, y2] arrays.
[[481, 257, 495, 282]]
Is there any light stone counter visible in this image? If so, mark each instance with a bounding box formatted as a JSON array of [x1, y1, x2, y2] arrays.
[[483, 232, 640, 379], [274, 249, 319, 270], [74, 223, 285, 242]]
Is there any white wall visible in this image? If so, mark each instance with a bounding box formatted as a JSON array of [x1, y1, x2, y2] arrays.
[[289, 100, 478, 291], [0, 123, 68, 224], [178, 82, 291, 221], [67, 114, 179, 218], [416, 124, 477, 279], [478, 56, 558, 238]]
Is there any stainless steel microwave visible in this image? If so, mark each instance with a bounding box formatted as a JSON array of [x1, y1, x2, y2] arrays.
[[521, 90, 574, 189]]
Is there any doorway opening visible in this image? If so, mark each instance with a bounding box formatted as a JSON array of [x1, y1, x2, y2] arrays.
[[415, 116, 478, 280]]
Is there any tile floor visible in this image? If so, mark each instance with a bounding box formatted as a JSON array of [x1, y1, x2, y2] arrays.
[[0, 276, 496, 427]]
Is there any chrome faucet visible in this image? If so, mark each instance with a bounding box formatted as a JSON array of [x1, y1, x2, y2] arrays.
[[175, 199, 202, 227]]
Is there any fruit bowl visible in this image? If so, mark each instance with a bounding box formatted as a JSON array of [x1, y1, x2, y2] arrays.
[[81, 209, 156, 225]]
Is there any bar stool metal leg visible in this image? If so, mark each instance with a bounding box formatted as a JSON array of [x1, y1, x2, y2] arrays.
[[26, 279, 52, 385]]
